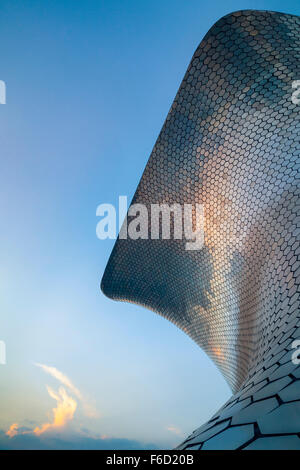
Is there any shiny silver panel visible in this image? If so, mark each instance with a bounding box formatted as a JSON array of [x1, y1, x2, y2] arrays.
[[102, 10, 300, 449]]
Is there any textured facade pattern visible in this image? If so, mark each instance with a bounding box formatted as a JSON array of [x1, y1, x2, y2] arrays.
[[101, 10, 300, 449]]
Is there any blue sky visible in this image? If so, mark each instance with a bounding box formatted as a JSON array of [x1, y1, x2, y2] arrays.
[[0, 0, 299, 449]]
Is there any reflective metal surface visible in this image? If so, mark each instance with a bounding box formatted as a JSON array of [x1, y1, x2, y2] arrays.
[[101, 10, 300, 449]]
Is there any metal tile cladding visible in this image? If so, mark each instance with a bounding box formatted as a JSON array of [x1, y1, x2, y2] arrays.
[[101, 10, 300, 449]]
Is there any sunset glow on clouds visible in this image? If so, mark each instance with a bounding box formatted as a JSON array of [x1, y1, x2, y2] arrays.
[[6, 423, 19, 438], [4, 363, 181, 449], [35, 363, 98, 418], [34, 386, 77, 435], [6, 364, 95, 438]]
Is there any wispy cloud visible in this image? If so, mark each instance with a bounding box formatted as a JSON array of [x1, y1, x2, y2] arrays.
[[34, 386, 77, 435], [35, 364, 82, 399], [166, 425, 183, 436], [7, 363, 97, 439], [34, 363, 98, 418]]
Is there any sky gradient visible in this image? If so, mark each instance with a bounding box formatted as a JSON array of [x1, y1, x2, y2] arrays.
[[0, 0, 300, 449]]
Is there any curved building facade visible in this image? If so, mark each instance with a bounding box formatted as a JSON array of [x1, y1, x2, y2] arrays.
[[101, 10, 300, 449]]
